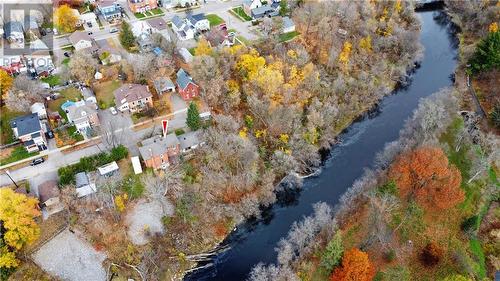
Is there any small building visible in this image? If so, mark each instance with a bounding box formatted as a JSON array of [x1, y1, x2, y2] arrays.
[[153, 77, 176, 95], [139, 134, 181, 170], [186, 13, 210, 32], [243, 0, 263, 16], [131, 20, 153, 37], [65, 101, 100, 135], [128, 0, 158, 13], [146, 17, 169, 37], [176, 68, 200, 100], [4, 21, 24, 46], [96, 42, 122, 65], [80, 12, 99, 31], [171, 15, 194, 41], [30, 102, 47, 119], [75, 172, 97, 198], [81, 87, 97, 104], [178, 131, 203, 153], [10, 113, 47, 152], [251, 5, 278, 19], [69, 31, 97, 53], [131, 156, 143, 174], [137, 33, 154, 52], [114, 84, 153, 112], [179, 47, 194, 63], [205, 27, 235, 48], [38, 180, 64, 217], [282, 17, 295, 33], [97, 161, 119, 176], [97, 0, 122, 22]]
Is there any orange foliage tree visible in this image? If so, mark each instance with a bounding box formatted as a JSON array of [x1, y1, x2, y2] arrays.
[[330, 248, 375, 281], [388, 146, 464, 210]]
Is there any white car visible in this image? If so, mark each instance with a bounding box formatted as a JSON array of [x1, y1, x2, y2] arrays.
[[109, 107, 118, 115], [109, 27, 119, 33]]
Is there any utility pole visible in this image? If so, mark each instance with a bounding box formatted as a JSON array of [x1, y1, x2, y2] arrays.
[[5, 170, 19, 188]]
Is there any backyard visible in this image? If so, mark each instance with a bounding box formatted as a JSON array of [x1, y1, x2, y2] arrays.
[[206, 14, 225, 27], [93, 80, 122, 109], [48, 87, 82, 115], [0, 146, 39, 166], [231, 7, 252, 21], [279, 31, 300, 42], [0, 106, 24, 145], [41, 75, 62, 87]]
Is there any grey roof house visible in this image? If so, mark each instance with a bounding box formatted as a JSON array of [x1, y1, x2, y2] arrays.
[[10, 113, 47, 152], [153, 77, 176, 95], [4, 21, 24, 45], [178, 131, 204, 153], [139, 134, 181, 170]]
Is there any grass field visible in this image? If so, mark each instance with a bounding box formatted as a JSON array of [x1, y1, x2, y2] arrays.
[[279, 31, 300, 42], [231, 7, 252, 21], [0, 146, 39, 166], [0, 106, 24, 145], [93, 80, 122, 109], [206, 14, 225, 27], [41, 75, 61, 87], [48, 87, 82, 113]]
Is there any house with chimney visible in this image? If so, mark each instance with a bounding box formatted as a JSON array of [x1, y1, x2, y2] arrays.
[[139, 134, 181, 170], [176, 68, 200, 100], [128, 0, 158, 13], [65, 101, 100, 136], [69, 31, 98, 53], [10, 113, 47, 152], [114, 84, 153, 112]]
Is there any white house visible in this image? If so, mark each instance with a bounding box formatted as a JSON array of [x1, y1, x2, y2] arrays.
[[243, 0, 262, 15], [282, 17, 295, 33], [171, 15, 194, 40], [179, 48, 194, 63], [186, 13, 210, 32], [131, 20, 153, 38], [65, 100, 100, 135], [69, 31, 95, 51], [80, 12, 99, 31], [30, 102, 47, 119]]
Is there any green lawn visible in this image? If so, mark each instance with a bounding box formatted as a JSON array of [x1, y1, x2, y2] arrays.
[[62, 58, 70, 65], [134, 13, 146, 19], [231, 7, 252, 21], [151, 8, 164, 15], [0, 146, 39, 166], [135, 8, 163, 19], [188, 47, 196, 56], [48, 87, 82, 112], [206, 14, 225, 27], [93, 80, 122, 109], [67, 125, 84, 142], [0, 107, 24, 145], [279, 31, 300, 42], [41, 75, 61, 87]]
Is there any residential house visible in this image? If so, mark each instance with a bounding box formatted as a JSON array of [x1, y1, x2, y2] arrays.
[[97, 0, 122, 22], [153, 77, 176, 95], [171, 15, 194, 41], [282, 16, 295, 33], [205, 26, 235, 48], [81, 87, 97, 104], [179, 47, 194, 63], [146, 17, 171, 40], [131, 20, 153, 37], [75, 172, 97, 197], [186, 13, 210, 32], [128, 0, 158, 13], [243, 0, 263, 16], [139, 134, 181, 170], [69, 31, 98, 53], [4, 21, 24, 46], [22, 17, 40, 41], [30, 102, 47, 119], [176, 68, 200, 100], [10, 113, 47, 152], [80, 12, 99, 31], [251, 5, 279, 19], [114, 84, 153, 112], [38, 180, 64, 217], [178, 131, 203, 153], [96, 40, 122, 65], [65, 101, 100, 135], [137, 33, 154, 52], [162, 0, 197, 8]]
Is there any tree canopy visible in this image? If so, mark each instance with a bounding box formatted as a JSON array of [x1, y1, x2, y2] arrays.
[[187, 102, 201, 131], [54, 5, 78, 33], [119, 21, 135, 50], [330, 248, 375, 281], [469, 31, 500, 74]]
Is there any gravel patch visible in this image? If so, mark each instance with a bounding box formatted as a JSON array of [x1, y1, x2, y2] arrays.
[[33, 229, 107, 281], [126, 199, 173, 245]]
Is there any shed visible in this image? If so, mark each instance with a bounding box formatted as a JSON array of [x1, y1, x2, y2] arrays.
[[179, 48, 194, 63], [97, 161, 119, 176], [131, 156, 143, 175]]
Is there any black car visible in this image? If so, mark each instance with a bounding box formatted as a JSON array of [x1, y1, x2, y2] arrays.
[[46, 130, 54, 139], [30, 157, 44, 166]]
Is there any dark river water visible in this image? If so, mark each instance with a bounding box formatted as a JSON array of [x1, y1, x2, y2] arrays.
[[185, 9, 458, 281]]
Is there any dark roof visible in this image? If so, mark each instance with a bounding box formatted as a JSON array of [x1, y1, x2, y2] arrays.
[[4, 21, 23, 38], [171, 15, 184, 29], [139, 135, 180, 161], [179, 131, 201, 151], [147, 17, 167, 30], [114, 84, 152, 105], [252, 5, 276, 17], [31, 132, 41, 138], [187, 13, 206, 25], [11, 113, 42, 136], [38, 180, 60, 203], [176, 68, 194, 89], [75, 172, 90, 188], [23, 139, 35, 147]]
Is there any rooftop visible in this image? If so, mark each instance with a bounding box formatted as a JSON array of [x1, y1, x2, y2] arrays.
[[178, 131, 202, 151], [66, 101, 97, 123], [187, 13, 206, 24], [38, 180, 60, 203], [69, 31, 92, 46], [139, 134, 180, 161], [147, 17, 168, 31], [10, 113, 42, 136], [171, 15, 184, 29], [153, 77, 175, 92], [114, 84, 152, 105], [176, 68, 194, 89]]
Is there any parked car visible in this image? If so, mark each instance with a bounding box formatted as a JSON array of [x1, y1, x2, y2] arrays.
[[109, 107, 118, 115], [46, 130, 54, 139], [30, 157, 44, 166], [88, 31, 93, 35], [109, 27, 119, 33]]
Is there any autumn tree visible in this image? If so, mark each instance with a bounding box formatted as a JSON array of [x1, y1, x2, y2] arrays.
[[119, 21, 135, 50], [54, 5, 78, 33], [0, 70, 13, 103], [330, 248, 375, 281], [5, 75, 46, 112], [187, 102, 201, 131], [194, 38, 213, 56], [68, 51, 98, 85], [388, 146, 464, 210], [0, 188, 40, 268], [419, 242, 443, 266]]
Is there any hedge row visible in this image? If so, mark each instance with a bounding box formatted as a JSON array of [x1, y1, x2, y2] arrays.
[[58, 145, 128, 185]]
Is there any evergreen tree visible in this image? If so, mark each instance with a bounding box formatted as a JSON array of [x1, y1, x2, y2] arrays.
[[469, 31, 500, 74], [119, 21, 135, 50], [187, 102, 201, 131]]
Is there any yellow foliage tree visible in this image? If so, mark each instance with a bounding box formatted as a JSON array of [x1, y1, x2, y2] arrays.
[[239, 127, 248, 139], [279, 133, 289, 144], [0, 70, 13, 101], [338, 42, 352, 66], [115, 193, 128, 212], [359, 36, 372, 52], [236, 49, 266, 80], [0, 188, 40, 268], [394, 0, 402, 13], [489, 22, 498, 33], [54, 5, 78, 33], [194, 38, 213, 56], [255, 66, 284, 96]]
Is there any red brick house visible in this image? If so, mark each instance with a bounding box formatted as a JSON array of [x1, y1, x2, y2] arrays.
[[176, 68, 200, 101], [138, 134, 181, 170]]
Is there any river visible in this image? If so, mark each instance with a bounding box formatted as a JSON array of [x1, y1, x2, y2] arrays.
[[185, 9, 458, 281]]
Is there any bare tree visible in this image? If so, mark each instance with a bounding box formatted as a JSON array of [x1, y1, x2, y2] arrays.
[[69, 51, 98, 85], [100, 118, 128, 149], [127, 53, 157, 83], [5, 74, 46, 112]]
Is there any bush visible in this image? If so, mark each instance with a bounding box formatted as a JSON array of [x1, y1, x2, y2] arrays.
[[175, 128, 185, 136], [419, 242, 443, 266], [461, 215, 479, 234], [377, 181, 397, 196], [384, 249, 396, 262]]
